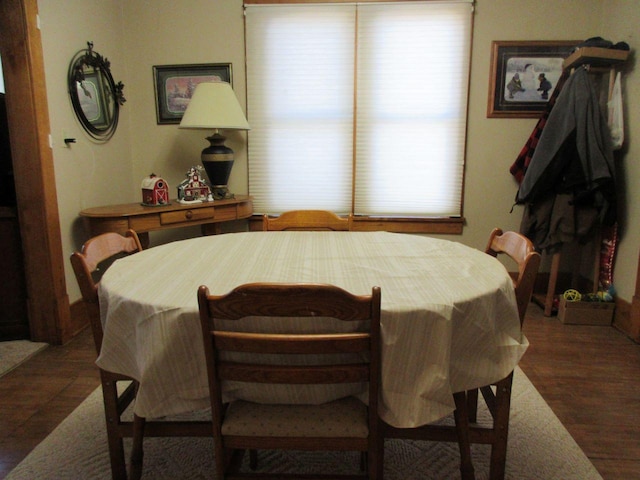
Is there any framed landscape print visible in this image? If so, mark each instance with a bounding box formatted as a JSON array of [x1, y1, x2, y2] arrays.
[[153, 63, 232, 124], [487, 41, 578, 118]]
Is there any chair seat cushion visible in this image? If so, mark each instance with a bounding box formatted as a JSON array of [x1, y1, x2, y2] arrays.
[[222, 396, 369, 438]]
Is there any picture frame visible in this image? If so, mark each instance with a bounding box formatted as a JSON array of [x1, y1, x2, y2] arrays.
[[153, 63, 232, 124], [487, 41, 579, 118]]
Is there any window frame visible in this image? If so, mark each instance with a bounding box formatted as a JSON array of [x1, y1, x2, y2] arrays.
[[244, 0, 473, 234]]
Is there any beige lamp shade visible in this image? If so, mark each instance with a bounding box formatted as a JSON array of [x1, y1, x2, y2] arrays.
[[179, 82, 250, 130]]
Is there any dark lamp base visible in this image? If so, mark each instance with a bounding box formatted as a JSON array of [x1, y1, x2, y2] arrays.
[[201, 132, 235, 199], [211, 186, 234, 200]]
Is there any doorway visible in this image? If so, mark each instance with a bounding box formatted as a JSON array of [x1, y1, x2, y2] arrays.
[[0, 59, 29, 340], [0, 0, 71, 344]]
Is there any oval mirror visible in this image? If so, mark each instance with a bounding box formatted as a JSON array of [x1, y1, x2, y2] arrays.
[[67, 42, 125, 141]]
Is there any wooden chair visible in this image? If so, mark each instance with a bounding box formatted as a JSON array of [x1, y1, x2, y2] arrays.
[[382, 229, 540, 480], [465, 228, 541, 414], [262, 209, 350, 231], [197, 282, 382, 480], [72, 229, 214, 479], [463, 228, 541, 477], [70, 229, 146, 480]]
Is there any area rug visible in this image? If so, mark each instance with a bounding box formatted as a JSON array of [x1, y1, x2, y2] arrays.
[[0, 340, 48, 378], [6, 368, 602, 480]]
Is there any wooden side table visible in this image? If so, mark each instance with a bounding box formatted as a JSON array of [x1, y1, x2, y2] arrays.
[[79, 195, 253, 247]]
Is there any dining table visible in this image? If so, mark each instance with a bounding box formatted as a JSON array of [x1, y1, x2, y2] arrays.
[[96, 231, 528, 429]]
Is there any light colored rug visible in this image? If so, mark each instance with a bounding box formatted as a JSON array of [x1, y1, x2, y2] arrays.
[[6, 367, 602, 480], [0, 340, 48, 378]]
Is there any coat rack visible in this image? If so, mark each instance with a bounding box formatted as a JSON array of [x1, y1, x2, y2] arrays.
[[535, 46, 629, 317]]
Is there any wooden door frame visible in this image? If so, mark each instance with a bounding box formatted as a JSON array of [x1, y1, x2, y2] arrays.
[[0, 0, 70, 344]]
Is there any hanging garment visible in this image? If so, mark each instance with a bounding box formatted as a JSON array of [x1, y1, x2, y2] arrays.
[[516, 67, 616, 252], [509, 70, 570, 183], [608, 71, 624, 150]]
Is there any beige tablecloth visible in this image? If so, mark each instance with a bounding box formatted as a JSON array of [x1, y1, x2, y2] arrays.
[[97, 231, 527, 428]]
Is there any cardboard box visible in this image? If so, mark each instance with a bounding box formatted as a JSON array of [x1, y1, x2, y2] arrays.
[[558, 297, 615, 325]]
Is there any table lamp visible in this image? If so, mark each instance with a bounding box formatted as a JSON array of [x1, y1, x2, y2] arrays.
[[179, 82, 250, 199]]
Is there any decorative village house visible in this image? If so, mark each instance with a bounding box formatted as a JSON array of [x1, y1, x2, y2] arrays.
[[177, 166, 212, 202], [141, 174, 170, 206]]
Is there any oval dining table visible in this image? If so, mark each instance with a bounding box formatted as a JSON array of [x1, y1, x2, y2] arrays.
[[96, 231, 527, 429]]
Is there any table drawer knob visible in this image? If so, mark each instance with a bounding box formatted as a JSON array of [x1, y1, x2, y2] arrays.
[[185, 210, 193, 220]]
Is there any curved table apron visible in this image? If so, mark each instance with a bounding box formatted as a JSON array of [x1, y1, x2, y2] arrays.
[[96, 231, 527, 428]]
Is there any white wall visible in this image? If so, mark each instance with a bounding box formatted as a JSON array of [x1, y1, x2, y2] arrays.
[[37, 0, 639, 306], [121, 0, 249, 200], [38, 0, 133, 300], [460, 0, 600, 251]]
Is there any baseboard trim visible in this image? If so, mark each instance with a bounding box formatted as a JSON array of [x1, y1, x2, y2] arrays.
[[64, 300, 90, 344], [615, 295, 640, 343]]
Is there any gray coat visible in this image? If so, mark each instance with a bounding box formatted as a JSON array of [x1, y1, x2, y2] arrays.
[[517, 67, 616, 252]]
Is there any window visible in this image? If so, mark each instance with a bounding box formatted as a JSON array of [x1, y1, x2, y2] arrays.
[[245, 1, 473, 232]]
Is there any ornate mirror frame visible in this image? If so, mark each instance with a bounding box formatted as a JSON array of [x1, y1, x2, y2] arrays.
[[67, 42, 125, 141]]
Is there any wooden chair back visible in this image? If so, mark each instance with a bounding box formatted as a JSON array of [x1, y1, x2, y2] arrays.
[[485, 228, 541, 324], [198, 282, 381, 479], [262, 210, 350, 231], [70, 229, 143, 354]]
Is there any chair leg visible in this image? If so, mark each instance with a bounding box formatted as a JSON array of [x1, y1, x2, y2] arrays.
[[102, 377, 128, 480], [249, 449, 258, 470], [453, 391, 476, 480], [466, 388, 479, 423], [488, 374, 513, 480], [105, 424, 128, 480], [371, 436, 384, 480], [379, 438, 385, 480], [128, 414, 146, 480]]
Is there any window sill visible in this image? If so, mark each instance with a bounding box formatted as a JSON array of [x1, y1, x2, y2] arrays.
[[248, 216, 464, 234]]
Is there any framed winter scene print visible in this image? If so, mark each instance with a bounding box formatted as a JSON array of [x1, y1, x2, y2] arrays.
[[487, 41, 579, 118]]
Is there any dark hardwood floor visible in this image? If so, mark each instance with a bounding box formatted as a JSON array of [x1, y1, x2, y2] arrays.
[[0, 302, 638, 479], [519, 305, 640, 480], [0, 326, 100, 479]]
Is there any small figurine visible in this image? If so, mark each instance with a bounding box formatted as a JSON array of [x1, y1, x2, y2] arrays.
[[177, 165, 212, 203], [537, 73, 552, 100], [506, 73, 525, 99], [141, 174, 170, 206]]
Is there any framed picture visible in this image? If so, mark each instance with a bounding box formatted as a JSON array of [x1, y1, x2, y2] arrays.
[[153, 63, 232, 124], [487, 41, 578, 118]]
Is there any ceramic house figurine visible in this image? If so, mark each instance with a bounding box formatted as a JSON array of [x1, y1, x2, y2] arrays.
[[141, 174, 170, 206], [177, 165, 212, 203]]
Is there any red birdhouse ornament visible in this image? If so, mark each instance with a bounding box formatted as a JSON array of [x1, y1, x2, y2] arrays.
[[141, 174, 170, 206]]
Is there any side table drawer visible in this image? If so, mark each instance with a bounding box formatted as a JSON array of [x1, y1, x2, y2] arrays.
[[160, 207, 215, 225]]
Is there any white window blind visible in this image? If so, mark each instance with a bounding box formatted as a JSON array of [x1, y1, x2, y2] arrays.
[[245, 1, 472, 217]]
